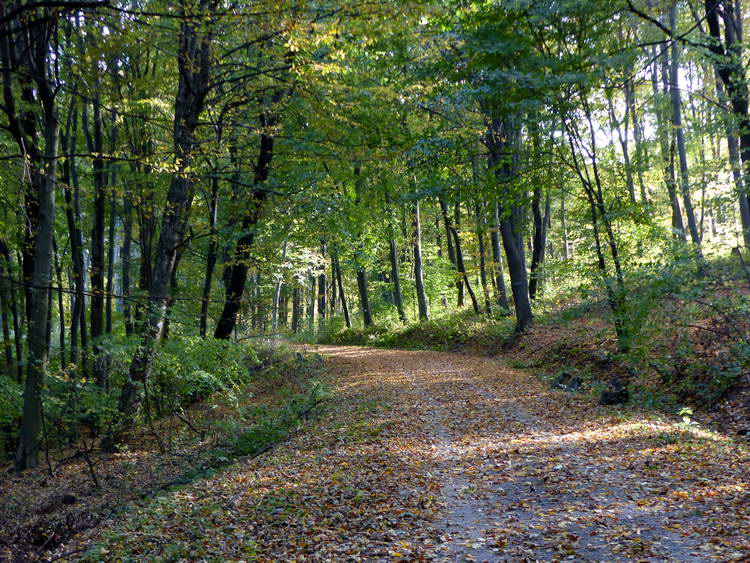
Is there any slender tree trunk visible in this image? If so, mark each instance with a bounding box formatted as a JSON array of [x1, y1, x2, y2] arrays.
[[668, 5, 702, 253], [306, 269, 315, 331], [704, 0, 750, 247], [291, 275, 302, 334], [271, 241, 287, 331], [333, 252, 351, 328], [84, 93, 108, 387], [105, 4, 213, 450], [560, 192, 570, 259], [413, 199, 429, 320], [606, 94, 636, 203], [454, 202, 465, 306], [652, 47, 686, 238], [356, 269, 373, 327], [199, 176, 220, 337], [106, 170, 117, 335], [440, 198, 480, 314], [0, 293, 11, 374], [0, 244, 22, 382], [213, 129, 274, 339], [440, 202, 461, 306], [475, 201, 492, 315], [625, 77, 648, 202], [529, 187, 550, 300], [53, 239, 65, 367], [388, 236, 407, 323], [490, 203, 511, 311], [317, 243, 327, 325], [121, 182, 134, 336], [329, 257, 337, 315]]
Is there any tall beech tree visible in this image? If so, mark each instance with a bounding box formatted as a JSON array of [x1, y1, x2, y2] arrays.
[[106, 0, 215, 448]]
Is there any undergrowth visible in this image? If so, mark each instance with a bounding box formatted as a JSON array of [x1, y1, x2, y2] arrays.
[[317, 252, 750, 421], [0, 342, 329, 561]]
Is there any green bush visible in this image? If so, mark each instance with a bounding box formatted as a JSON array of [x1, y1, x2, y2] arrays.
[[0, 376, 22, 454], [233, 379, 328, 456], [151, 337, 259, 411]]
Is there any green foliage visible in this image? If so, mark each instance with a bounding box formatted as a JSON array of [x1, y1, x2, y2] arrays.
[[0, 377, 22, 453], [233, 379, 328, 456], [322, 310, 515, 352], [152, 337, 258, 407]]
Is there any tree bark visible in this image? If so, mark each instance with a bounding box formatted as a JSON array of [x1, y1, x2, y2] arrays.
[[413, 199, 429, 320], [439, 198, 480, 314], [291, 276, 302, 334], [475, 201, 492, 315], [704, 0, 750, 247], [529, 187, 550, 300], [356, 268, 373, 327], [105, 2, 213, 450], [53, 239, 65, 367], [668, 5, 702, 253], [317, 243, 327, 324], [486, 116, 532, 331], [213, 125, 275, 339], [83, 92, 108, 386], [16, 102, 59, 470], [199, 176, 220, 337], [333, 252, 351, 328], [271, 241, 287, 332], [652, 46, 686, 238], [490, 202, 511, 311]]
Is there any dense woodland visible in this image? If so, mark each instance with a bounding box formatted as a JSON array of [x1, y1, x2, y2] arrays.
[[0, 0, 750, 510]]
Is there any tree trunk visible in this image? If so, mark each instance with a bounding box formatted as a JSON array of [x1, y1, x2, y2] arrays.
[[105, 4, 213, 450], [271, 241, 287, 332], [560, 192, 570, 259], [668, 5, 702, 253], [490, 203, 511, 311], [213, 128, 274, 339], [0, 244, 22, 382], [606, 94, 636, 203], [704, 0, 750, 247], [652, 46, 686, 238], [454, 202, 465, 306], [413, 199, 429, 320], [83, 93, 108, 387], [106, 146, 118, 335], [388, 236, 407, 323], [0, 292, 11, 375], [122, 181, 134, 336], [475, 201, 493, 315], [199, 176, 220, 337], [16, 107, 59, 470], [356, 268, 373, 327], [306, 269, 315, 331], [333, 252, 351, 328], [291, 276, 302, 334], [486, 117, 532, 331], [440, 198, 480, 314], [317, 243, 327, 325], [440, 202, 461, 306], [529, 187, 550, 300], [53, 239, 65, 367]]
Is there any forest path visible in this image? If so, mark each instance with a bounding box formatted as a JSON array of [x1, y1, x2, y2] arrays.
[[67, 345, 749, 561], [311, 345, 746, 562]]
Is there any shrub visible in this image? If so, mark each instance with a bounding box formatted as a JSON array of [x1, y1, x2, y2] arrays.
[[150, 337, 259, 413], [0, 376, 22, 456]]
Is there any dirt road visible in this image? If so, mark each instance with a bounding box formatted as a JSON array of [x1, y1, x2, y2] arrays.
[[66, 345, 749, 561]]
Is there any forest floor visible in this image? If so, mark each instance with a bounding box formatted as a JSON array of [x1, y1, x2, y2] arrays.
[[53, 344, 749, 562]]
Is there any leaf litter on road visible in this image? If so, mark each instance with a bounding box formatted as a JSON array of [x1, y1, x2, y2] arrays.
[[59, 345, 749, 561]]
